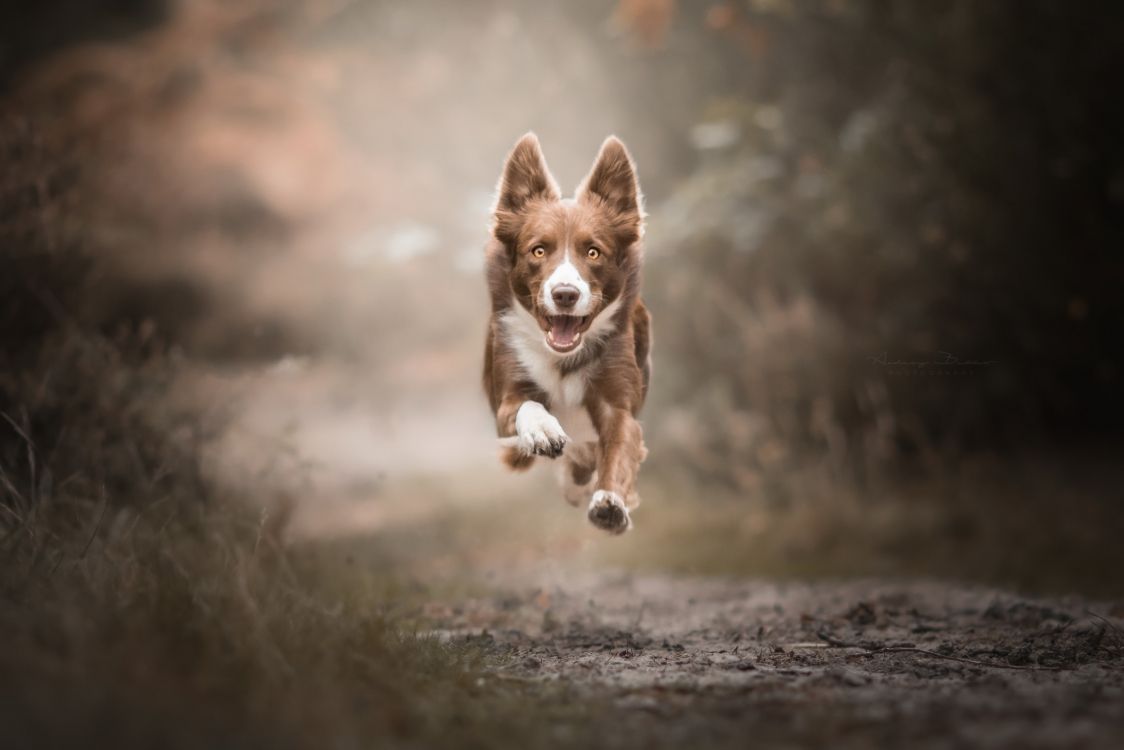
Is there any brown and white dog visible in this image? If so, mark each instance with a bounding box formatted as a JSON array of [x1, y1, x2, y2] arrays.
[[482, 133, 651, 535]]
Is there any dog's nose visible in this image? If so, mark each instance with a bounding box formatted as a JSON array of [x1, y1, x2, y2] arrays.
[[551, 284, 581, 310]]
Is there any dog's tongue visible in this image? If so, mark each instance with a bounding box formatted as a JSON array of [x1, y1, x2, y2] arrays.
[[550, 316, 581, 347]]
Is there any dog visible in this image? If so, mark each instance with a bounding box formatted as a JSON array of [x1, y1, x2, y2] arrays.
[[482, 133, 651, 535]]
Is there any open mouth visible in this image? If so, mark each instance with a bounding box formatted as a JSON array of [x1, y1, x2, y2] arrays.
[[544, 315, 590, 353]]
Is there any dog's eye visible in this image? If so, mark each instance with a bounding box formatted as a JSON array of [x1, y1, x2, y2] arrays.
[[587, 247, 601, 260], [531, 245, 546, 258]]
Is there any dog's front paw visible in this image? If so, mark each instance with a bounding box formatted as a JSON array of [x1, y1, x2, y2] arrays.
[[587, 490, 632, 535], [515, 401, 569, 458]]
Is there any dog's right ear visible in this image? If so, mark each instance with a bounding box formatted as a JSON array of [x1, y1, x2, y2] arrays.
[[493, 133, 559, 242]]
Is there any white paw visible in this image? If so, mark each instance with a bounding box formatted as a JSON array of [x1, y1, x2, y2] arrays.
[[515, 401, 569, 458], [587, 490, 632, 535]]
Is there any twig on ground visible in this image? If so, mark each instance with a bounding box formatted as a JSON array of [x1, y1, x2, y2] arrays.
[[848, 646, 1063, 671], [818, 629, 1064, 671], [817, 630, 878, 649]]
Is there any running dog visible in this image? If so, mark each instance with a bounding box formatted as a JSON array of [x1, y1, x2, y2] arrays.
[[482, 133, 651, 534]]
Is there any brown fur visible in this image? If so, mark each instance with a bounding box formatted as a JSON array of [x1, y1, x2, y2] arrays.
[[482, 133, 651, 534]]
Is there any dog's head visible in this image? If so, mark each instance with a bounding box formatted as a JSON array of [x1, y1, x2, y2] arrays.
[[491, 133, 644, 355]]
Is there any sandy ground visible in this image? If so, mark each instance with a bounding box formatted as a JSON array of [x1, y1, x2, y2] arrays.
[[426, 570, 1124, 748]]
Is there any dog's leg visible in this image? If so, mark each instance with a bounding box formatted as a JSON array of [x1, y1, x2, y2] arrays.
[[558, 442, 598, 507], [495, 395, 567, 468], [513, 400, 568, 458], [588, 408, 646, 534]]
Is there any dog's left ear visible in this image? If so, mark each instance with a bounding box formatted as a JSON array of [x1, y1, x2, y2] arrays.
[[493, 133, 560, 246], [495, 133, 560, 215], [578, 136, 644, 240]]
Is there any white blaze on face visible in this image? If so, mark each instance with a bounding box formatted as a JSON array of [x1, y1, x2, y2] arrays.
[[541, 248, 592, 316]]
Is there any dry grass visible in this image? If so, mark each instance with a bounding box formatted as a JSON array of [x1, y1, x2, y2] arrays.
[[0, 327, 610, 749], [2, 496, 538, 748]]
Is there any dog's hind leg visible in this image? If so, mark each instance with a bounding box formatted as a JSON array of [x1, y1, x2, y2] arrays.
[[558, 442, 598, 507]]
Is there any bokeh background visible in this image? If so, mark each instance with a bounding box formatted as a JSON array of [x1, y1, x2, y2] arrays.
[[4, 0, 1124, 602]]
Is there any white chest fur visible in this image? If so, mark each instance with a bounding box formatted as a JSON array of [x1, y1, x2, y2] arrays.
[[499, 305, 599, 443]]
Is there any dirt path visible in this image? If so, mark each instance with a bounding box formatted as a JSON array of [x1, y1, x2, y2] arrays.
[[428, 571, 1124, 749], [184, 360, 1124, 747]]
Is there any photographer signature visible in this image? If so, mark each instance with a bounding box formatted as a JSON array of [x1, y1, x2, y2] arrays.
[[869, 351, 999, 367]]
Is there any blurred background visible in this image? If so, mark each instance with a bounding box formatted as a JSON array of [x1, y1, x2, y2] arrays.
[[4, 0, 1124, 597]]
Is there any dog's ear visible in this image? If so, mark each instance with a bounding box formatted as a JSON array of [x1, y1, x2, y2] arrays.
[[577, 136, 644, 241], [494, 133, 560, 217]]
